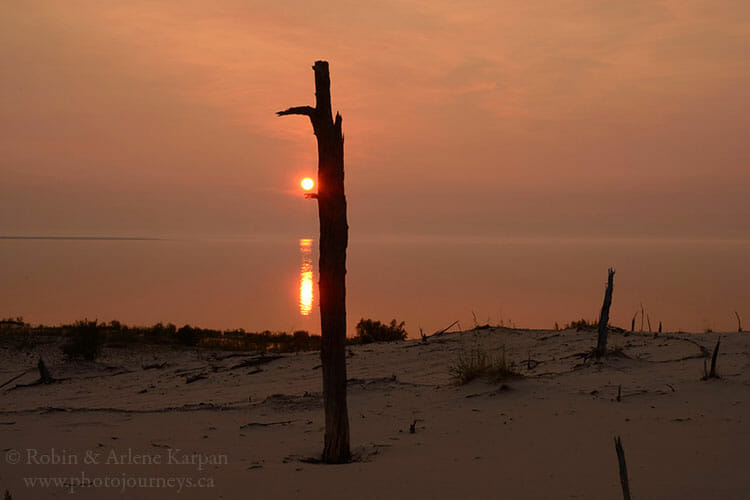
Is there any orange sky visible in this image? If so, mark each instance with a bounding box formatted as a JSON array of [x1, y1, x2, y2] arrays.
[[2, 1, 749, 239]]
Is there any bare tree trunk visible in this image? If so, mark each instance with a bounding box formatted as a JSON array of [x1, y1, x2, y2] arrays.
[[595, 268, 615, 357], [278, 61, 350, 463]]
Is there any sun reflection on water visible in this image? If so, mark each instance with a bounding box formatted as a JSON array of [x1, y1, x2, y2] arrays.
[[299, 238, 314, 316]]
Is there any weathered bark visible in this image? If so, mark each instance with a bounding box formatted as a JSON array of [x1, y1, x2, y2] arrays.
[[614, 436, 632, 500], [277, 61, 350, 463], [595, 268, 615, 357]]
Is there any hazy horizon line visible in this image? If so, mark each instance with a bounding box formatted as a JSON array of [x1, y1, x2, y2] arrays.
[[0, 236, 161, 241], [2, 233, 749, 245]]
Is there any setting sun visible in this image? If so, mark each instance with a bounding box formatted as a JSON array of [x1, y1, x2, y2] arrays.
[[300, 177, 314, 191]]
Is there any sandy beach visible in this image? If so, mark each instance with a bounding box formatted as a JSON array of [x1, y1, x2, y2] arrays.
[[1, 327, 747, 499]]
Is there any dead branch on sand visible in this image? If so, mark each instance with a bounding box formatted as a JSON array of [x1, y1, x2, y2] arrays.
[[614, 436, 632, 500]]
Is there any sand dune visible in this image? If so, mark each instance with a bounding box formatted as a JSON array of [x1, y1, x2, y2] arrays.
[[1, 328, 748, 499]]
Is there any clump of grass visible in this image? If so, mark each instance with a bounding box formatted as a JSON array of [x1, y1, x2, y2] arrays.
[[450, 346, 519, 385], [565, 318, 597, 331], [62, 320, 105, 361]]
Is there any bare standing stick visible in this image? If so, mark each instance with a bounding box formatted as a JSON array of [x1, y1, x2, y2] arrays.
[[709, 337, 720, 378], [640, 303, 645, 332], [38, 358, 53, 384], [701, 337, 721, 380], [614, 436, 632, 500], [595, 268, 615, 357]]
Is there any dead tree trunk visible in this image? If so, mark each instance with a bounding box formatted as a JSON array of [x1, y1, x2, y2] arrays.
[[595, 268, 615, 357], [278, 61, 350, 463]]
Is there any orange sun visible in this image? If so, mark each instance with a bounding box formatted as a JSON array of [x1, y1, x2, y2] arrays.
[[300, 177, 315, 191]]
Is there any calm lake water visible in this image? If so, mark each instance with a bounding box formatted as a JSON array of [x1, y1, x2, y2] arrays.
[[1, 235, 748, 336]]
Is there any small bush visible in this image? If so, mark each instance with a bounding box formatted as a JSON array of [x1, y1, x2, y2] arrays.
[[176, 325, 201, 347], [293, 330, 311, 351], [63, 320, 105, 361], [450, 346, 518, 385], [355, 318, 407, 344]]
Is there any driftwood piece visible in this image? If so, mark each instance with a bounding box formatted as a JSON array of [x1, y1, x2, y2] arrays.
[[0, 369, 34, 389], [185, 373, 207, 384], [595, 268, 615, 357], [614, 436, 632, 500], [240, 420, 293, 429], [142, 362, 168, 370], [229, 355, 282, 371], [431, 320, 460, 338]]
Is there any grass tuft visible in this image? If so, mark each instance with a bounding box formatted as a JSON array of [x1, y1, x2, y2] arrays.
[[450, 346, 519, 385]]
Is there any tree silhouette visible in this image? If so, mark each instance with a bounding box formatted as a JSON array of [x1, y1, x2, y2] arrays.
[[277, 61, 350, 463]]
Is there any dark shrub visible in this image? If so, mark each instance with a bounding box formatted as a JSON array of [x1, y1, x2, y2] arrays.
[[355, 318, 407, 344], [293, 330, 311, 351], [176, 325, 201, 346], [63, 320, 105, 361]]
